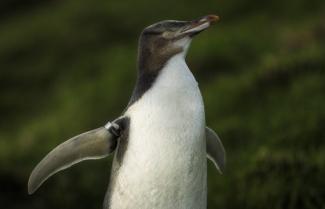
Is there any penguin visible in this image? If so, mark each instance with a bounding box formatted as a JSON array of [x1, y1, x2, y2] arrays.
[[28, 15, 226, 209]]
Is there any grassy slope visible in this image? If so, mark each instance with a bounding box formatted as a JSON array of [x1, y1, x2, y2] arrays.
[[0, 0, 324, 208]]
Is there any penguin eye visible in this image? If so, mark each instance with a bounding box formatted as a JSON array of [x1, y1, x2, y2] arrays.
[[143, 30, 162, 35]]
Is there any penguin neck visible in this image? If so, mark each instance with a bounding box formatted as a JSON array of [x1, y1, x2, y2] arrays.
[[127, 47, 187, 107]]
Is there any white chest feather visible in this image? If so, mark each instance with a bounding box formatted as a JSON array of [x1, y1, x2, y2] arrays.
[[108, 54, 207, 209]]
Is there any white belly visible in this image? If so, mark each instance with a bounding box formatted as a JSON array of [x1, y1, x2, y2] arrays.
[[107, 54, 206, 209]]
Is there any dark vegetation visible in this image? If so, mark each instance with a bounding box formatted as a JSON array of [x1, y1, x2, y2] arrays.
[[0, 0, 324, 208]]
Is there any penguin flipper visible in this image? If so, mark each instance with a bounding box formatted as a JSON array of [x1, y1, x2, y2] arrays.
[[206, 127, 226, 174], [28, 123, 121, 195]]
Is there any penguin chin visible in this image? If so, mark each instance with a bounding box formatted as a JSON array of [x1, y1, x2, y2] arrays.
[[173, 37, 192, 55]]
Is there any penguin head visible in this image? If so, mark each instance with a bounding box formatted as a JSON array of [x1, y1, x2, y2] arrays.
[[139, 15, 219, 59]]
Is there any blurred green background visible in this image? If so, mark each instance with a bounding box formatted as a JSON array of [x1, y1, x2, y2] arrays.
[[1, 0, 325, 208]]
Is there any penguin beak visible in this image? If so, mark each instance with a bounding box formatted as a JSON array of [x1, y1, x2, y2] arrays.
[[179, 15, 219, 36]]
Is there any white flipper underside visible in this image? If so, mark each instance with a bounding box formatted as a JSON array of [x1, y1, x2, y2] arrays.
[[28, 127, 117, 194]]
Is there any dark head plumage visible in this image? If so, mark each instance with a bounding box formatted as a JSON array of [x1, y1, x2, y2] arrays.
[[127, 15, 219, 107]]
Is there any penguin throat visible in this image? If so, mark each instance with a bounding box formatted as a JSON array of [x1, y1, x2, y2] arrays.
[[127, 46, 185, 108]]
